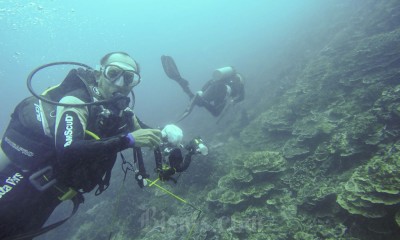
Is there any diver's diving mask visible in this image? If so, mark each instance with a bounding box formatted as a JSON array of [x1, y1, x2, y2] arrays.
[[102, 64, 141, 87]]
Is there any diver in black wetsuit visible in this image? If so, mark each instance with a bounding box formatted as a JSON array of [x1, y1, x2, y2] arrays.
[[161, 55, 245, 122], [191, 67, 245, 117], [0, 52, 165, 239]]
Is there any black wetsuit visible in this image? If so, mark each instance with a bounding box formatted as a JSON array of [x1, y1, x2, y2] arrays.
[[0, 68, 136, 239], [158, 147, 194, 182], [197, 73, 245, 116], [168, 148, 193, 172]]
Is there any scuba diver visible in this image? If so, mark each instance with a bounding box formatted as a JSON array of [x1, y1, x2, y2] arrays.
[[161, 55, 245, 122], [0, 52, 175, 239], [156, 125, 208, 183]]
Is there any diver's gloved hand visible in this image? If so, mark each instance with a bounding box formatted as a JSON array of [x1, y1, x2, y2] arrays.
[[192, 91, 205, 107], [161, 124, 183, 146], [129, 129, 162, 148]]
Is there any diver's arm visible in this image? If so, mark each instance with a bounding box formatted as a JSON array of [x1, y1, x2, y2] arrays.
[[203, 100, 225, 117], [54, 96, 131, 167], [201, 79, 214, 91], [232, 93, 244, 103], [232, 74, 245, 103], [166, 148, 193, 173], [175, 153, 193, 172], [232, 84, 245, 103]]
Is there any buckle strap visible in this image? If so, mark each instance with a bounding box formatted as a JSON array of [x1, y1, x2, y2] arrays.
[[29, 166, 57, 191], [29, 166, 78, 201]]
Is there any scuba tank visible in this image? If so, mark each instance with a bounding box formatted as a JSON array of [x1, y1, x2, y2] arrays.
[[212, 66, 236, 81]]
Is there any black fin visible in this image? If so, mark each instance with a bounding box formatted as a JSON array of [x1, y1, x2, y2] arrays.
[[161, 55, 194, 99], [161, 55, 182, 80]]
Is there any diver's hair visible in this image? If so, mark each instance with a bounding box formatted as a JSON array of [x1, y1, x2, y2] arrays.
[[100, 51, 141, 73]]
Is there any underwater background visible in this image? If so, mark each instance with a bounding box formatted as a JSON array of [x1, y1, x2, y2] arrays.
[[1, 0, 400, 239]]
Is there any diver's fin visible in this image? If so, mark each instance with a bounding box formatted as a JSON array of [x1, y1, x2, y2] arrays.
[[161, 55, 194, 99], [161, 55, 182, 80], [176, 94, 199, 122]]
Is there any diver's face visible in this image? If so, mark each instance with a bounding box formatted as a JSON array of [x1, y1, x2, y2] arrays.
[[97, 54, 141, 99]]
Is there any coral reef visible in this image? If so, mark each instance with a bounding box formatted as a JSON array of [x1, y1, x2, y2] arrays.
[[337, 142, 400, 220], [206, 150, 285, 206], [43, 1, 400, 240]]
